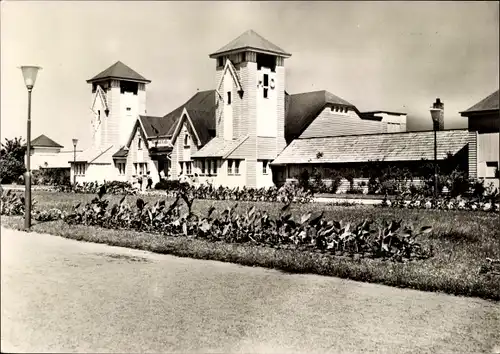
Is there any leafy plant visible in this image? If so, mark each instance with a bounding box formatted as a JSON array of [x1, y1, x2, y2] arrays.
[[61, 187, 433, 262]]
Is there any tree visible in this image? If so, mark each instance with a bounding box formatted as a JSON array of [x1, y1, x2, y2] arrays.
[[0, 137, 26, 184]]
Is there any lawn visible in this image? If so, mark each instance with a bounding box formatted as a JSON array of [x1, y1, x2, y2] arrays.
[[3, 190, 500, 300]]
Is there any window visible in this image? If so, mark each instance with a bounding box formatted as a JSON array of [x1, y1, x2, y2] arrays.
[[263, 74, 269, 99], [185, 161, 192, 175], [134, 162, 148, 175], [75, 163, 86, 176], [120, 81, 138, 95], [116, 162, 126, 175], [242, 52, 246, 62], [201, 160, 206, 175], [218, 57, 224, 67], [256, 53, 276, 72], [184, 134, 190, 147], [234, 160, 240, 175], [227, 91, 232, 105], [485, 161, 499, 178], [126, 107, 131, 111], [211, 160, 218, 176], [263, 160, 269, 175], [138, 137, 142, 150], [227, 159, 241, 175]]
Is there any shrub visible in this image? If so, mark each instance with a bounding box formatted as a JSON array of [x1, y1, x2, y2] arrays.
[[153, 181, 313, 204], [298, 169, 311, 191], [155, 179, 181, 190], [0, 137, 26, 184]]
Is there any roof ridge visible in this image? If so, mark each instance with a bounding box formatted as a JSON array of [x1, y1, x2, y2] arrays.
[[295, 128, 469, 140]]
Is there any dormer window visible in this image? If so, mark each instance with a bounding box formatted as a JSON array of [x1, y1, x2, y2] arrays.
[[184, 134, 190, 147]]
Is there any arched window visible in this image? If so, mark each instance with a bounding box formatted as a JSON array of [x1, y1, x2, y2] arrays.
[[184, 134, 190, 147]]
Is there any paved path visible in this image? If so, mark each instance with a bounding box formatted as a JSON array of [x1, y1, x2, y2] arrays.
[[1, 227, 499, 353]]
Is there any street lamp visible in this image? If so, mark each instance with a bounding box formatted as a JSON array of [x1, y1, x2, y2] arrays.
[[430, 107, 442, 198], [72, 138, 78, 187], [20, 66, 42, 230]]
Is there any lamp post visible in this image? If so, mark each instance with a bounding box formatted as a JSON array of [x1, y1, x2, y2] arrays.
[[72, 138, 78, 187], [20, 66, 42, 230], [430, 107, 442, 198]]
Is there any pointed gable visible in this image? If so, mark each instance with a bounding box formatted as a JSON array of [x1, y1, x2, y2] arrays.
[[87, 61, 151, 83], [165, 90, 217, 145], [209, 30, 291, 58], [31, 134, 63, 148]]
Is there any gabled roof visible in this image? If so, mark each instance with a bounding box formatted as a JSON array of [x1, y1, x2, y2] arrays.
[[112, 146, 128, 158], [460, 90, 499, 115], [31, 134, 63, 148], [87, 61, 151, 83], [209, 30, 291, 58], [272, 129, 470, 165], [139, 115, 176, 138], [285, 90, 356, 143], [165, 90, 217, 145]]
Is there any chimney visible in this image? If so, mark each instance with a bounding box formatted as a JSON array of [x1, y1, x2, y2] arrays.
[[432, 98, 444, 131]]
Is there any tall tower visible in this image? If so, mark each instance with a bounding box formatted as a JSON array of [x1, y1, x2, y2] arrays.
[[209, 30, 291, 187], [87, 61, 150, 149]]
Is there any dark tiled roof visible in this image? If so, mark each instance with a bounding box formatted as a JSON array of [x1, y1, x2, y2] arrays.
[[112, 146, 128, 158], [461, 90, 499, 115], [87, 61, 150, 83], [285, 90, 356, 143], [272, 129, 470, 165], [31, 134, 63, 148], [139, 115, 176, 138], [210, 30, 291, 58], [164, 90, 217, 145]]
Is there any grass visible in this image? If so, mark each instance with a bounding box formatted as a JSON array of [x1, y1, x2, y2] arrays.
[[3, 190, 500, 301]]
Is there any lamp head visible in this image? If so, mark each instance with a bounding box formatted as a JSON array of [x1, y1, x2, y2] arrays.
[[20, 66, 42, 90], [72, 138, 78, 147], [430, 108, 442, 123]]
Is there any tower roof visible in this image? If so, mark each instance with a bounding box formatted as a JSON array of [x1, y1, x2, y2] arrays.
[[87, 61, 151, 83], [209, 30, 291, 58]]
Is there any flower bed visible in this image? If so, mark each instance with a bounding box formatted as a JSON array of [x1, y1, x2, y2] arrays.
[[154, 183, 313, 203], [55, 181, 137, 195], [378, 191, 500, 213], [59, 186, 432, 262]]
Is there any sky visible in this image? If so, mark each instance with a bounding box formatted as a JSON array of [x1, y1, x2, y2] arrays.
[[1, 1, 498, 149]]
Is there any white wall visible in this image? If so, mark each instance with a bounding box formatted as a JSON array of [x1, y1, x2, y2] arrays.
[[375, 113, 408, 133], [256, 160, 274, 188], [477, 132, 500, 179], [256, 67, 277, 137], [223, 70, 234, 140]]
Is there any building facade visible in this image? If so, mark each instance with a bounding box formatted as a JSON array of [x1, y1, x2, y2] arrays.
[[69, 30, 411, 188], [460, 90, 499, 189]]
